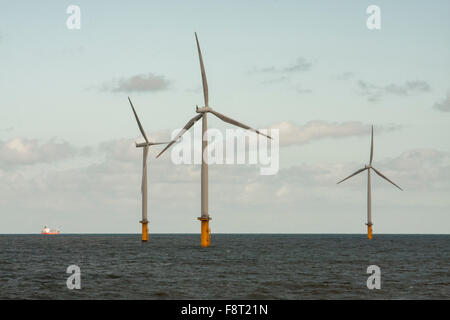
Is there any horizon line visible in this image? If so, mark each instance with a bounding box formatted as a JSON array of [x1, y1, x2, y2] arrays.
[[0, 232, 448, 235]]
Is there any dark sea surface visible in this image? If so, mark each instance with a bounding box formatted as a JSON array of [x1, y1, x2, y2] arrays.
[[0, 234, 448, 299]]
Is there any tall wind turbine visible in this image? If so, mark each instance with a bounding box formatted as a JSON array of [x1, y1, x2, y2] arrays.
[[128, 97, 168, 242], [337, 125, 403, 239], [157, 33, 271, 247]]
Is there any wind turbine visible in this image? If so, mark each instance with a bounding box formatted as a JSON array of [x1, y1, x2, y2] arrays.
[[156, 33, 271, 247], [337, 125, 403, 239], [128, 97, 168, 242]]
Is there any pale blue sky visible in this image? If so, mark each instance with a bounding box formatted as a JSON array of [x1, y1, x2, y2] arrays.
[[0, 1, 449, 233]]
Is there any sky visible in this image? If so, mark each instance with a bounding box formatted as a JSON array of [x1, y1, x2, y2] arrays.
[[0, 0, 449, 234]]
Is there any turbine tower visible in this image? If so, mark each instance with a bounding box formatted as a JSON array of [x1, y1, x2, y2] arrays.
[[157, 33, 271, 247], [337, 125, 403, 239], [128, 97, 168, 242]]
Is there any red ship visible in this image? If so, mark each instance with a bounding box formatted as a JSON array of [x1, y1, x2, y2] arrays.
[[41, 226, 60, 235]]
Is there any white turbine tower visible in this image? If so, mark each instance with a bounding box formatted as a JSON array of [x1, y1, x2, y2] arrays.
[[128, 97, 168, 242], [157, 33, 271, 247], [337, 125, 403, 239]]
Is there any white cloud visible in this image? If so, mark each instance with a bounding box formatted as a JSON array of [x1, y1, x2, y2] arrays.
[[0, 138, 79, 166], [1, 132, 448, 233], [382, 148, 450, 191], [433, 91, 450, 112], [335, 72, 354, 81], [282, 57, 312, 73], [250, 57, 312, 86], [358, 80, 430, 102], [250, 57, 312, 75], [271, 121, 400, 147], [101, 73, 170, 93]]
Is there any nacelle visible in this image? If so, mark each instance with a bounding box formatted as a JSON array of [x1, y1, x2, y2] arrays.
[[196, 106, 212, 113], [136, 142, 151, 148]]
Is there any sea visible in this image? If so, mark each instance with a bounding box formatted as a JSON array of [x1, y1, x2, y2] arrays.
[[0, 234, 448, 299]]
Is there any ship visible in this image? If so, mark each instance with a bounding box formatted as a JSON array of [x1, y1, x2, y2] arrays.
[[41, 226, 60, 235]]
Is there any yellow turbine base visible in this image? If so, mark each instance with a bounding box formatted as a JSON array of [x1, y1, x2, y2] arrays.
[[367, 225, 373, 240], [141, 221, 148, 242], [198, 217, 211, 247]]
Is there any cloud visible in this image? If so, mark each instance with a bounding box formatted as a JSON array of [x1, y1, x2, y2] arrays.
[[250, 58, 313, 87], [99, 138, 139, 163], [0, 133, 448, 233], [255, 148, 450, 197], [296, 87, 312, 94], [2, 142, 447, 199], [357, 80, 430, 102], [260, 76, 289, 85], [249, 57, 312, 87], [1, 126, 14, 132], [101, 73, 170, 93], [298, 149, 449, 194], [433, 91, 450, 112], [250, 66, 276, 74], [0, 138, 80, 167], [270, 121, 400, 147], [0, 121, 399, 169], [335, 72, 354, 81], [282, 57, 312, 73], [249, 57, 312, 76], [377, 149, 450, 191], [98, 129, 171, 163]]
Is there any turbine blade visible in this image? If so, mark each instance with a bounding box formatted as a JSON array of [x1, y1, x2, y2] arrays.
[[337, 167, 367, 184], [150, 142, 170, 146], [128, 97, 149, 143], [369, 125, 374, 165], [371, 167, 403, 191], [209, 110, 272, 139], [156, 113, 203, 158], [195, 32, 209, 107]]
